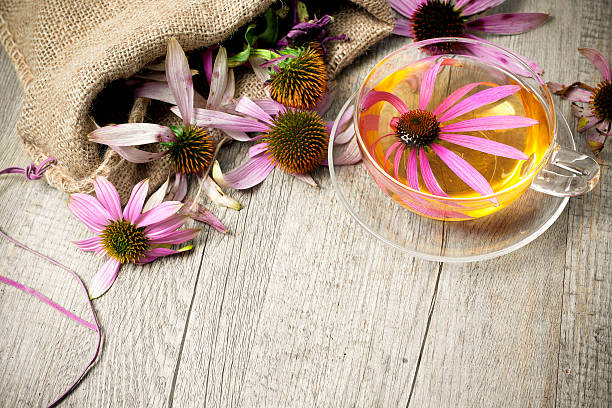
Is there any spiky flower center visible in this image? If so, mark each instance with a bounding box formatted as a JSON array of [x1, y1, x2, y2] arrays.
[[412, 0, 465, 51], [264, 110, 328, 174], [269, 46, 328, 110], [163, 125, 214, 175], [101, 219, 149, 263], [591, 81, 612, 121], [394, 110, 441, 147]]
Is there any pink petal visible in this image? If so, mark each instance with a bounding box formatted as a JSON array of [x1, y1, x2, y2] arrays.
[[249, 56, 270, 82], [361, 91, 408, 114], [438, 85, 520, 122], [123, 179, 149, 223], [406, 148, 419, 190], [464, 34, 543, 76], [89, 123, 175, 146], [388, 0, 423, 18], [135, 81, 207, 109], [577, 115, 603, 133], [392, 17, 413, 37], [69, 194, 112, 232], [111, 145, 168, 163], [74, 236, 103, 252], [202, 46, 215, 85], [88, 258, 121, 299], [384, 141, 402, 166], [181, 200, 228, 233], [213, 154, 275, 190], [579, 48, 611, 81], [249, 143, 268, 157], [207, 46, 228, 109], [149, 228, 200, 245], [393, 144, 406, 180], [419, 147, 448, 197], [431, 143, 494, 197], [433, 82, 495, 116], [136, 201, 183, 227], [145, 214, 189, 237], [441, 115, 538, 132], [166, 38, 194, 126], [438, 133, 528, 160], [571, 103, 595, 119], [369, 133, 396, 156], [182, 107, 270, 133], [315, 88, 335, 117], [292, 173, 317, 186], [235, 96, 274, 125], [93, 176, 122, 220], [466, 13, 549, 35], [460, 0, 506, 17], [419, 58, 444, 110], [167, 172, 188, 202]]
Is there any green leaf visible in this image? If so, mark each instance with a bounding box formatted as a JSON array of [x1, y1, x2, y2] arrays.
[[226, 8, 280, 68]]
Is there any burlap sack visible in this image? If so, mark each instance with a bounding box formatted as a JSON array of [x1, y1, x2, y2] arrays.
[[0, 0, 394, 200]]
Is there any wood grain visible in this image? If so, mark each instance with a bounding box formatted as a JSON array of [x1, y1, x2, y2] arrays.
[[0, 0, 610, 407]]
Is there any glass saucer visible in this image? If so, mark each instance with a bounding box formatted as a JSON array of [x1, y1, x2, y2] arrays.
[[328, 93, 572, 263]]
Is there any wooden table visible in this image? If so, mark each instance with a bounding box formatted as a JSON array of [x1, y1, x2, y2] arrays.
[[0, 1, 610, 406]]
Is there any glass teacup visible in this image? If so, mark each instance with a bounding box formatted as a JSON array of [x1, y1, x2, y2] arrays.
[[353, 37, 600, 221]]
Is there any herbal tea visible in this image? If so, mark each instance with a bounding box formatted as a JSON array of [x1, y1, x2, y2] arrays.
[[357, 56, 552, 219]]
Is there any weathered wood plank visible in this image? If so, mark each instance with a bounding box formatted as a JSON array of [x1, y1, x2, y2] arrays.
[[556, 1, 612, 405]]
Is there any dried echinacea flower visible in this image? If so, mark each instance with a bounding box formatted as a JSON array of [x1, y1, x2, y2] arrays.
[[69, 176, 197, 298], [89, 38, 241, 211], [187, 96, 360, 189], [363, 58, 536, 198], [389, 0, 548, 76], [264, 45, 328, 110], [547, 48, 611, 155], [277, 14, 348, 56]]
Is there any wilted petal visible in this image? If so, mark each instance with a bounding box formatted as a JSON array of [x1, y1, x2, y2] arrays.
[[207, 46, 228, 109], [466, 13, 549, 35], [182, 200, 228, 233], [438, 133, 528, 160], [136, 201, 183, 228], [431, 143, 495, 198], [123, 179, 149, 223], [579, 48, 611, 81], [111, 145, 168, 163], [332, 137, 362, 165], [419, 58, 445, 110], [213, 154, 275, 190], [235, 96, 274, 125], [143, 176, 170, 213], [167, 172, 188, 202], [571, 103, 595, 119], [292, 173, 317, 186], [202, 46, 216, 85], [166, 38, 194, 126], [221, 69, 235, 106], [441, 115, 538, 132], [577, 115, 603, 133], [89, 123, 175, 146], [419, 147, 448, 197], [94, 176, 122, 220], [182, 107, 270, 133], [202, 175, 243, 209], [438, 85, 520, 122], [250, 56, 270, 82], [547, 82, 594, 103], [361, 90, 408, 114], [88, 258, 121, 299], [74, 236, 103, 252]]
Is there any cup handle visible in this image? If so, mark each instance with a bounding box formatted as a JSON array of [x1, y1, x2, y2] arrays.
[[530, 110, 600, 197]]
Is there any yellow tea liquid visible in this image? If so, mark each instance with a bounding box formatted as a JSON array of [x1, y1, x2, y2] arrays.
[[358, 58, 552, 218]]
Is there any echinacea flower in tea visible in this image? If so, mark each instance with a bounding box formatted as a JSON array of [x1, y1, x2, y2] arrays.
[[389, 0, 548, 75], [89, 38, 241, 211], [547, 48, 611, 155], [69, 176, 197, 298], [362, 57, 537, 198]]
